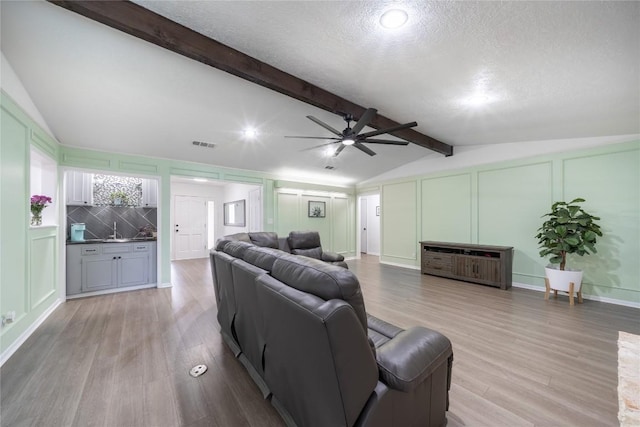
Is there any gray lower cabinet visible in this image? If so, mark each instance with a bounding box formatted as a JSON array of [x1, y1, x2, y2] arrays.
[[67, 242, 156, 295]]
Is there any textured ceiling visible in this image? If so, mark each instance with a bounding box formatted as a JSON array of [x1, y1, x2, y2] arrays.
[[2, 1, 639, 185]]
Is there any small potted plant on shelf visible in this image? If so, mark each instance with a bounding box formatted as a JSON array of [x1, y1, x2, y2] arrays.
[[109, 190, 129, 206], [535, 198, 602, 302]]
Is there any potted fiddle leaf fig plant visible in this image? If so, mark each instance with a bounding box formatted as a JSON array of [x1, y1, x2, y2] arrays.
[[535, 198, 602, 296]]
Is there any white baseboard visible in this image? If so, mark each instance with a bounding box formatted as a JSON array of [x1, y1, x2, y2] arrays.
[[379, 260, 421, 270], [157, 282, 172, 289], [0, 298, 63, 367], [512, 282, 640, 309], [66, 283, 157, 300]]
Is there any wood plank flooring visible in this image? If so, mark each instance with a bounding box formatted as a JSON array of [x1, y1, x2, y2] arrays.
[[1, 255, 638, 426]]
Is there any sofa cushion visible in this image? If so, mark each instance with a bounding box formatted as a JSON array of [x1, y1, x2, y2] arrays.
[[270, 254, 368, 332], [291, 246, 323, 260], [242, 246, 283, 271], [249, 232, 279, 249], [223, 240, 254, 259]]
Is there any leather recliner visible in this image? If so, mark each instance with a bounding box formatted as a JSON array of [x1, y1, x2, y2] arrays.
[[287, 230, 348, 268]]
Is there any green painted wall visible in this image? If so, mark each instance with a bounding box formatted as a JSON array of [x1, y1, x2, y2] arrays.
[[274, 187, 355, 255], [381, 181, 417, 263], [1, 92, 60, 355], [369, 140, 640, 304]]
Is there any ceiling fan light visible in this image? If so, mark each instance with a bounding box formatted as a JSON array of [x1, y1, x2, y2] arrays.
[[342, 138, 356, 146], [380, 9, 408, 29], [243, 127, 258, 139]]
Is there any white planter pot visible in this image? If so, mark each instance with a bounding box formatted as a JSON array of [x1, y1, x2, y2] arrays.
[[545, 266, 583, 293]]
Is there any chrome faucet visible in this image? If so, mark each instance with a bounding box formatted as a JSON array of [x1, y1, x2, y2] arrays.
[[110, 221, 118, 239]]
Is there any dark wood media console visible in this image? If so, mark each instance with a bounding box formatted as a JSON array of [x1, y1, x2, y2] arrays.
[[420, 241, 514, 290]]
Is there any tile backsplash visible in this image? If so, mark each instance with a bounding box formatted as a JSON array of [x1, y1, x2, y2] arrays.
[[67, 205, 157, 240], [93, 174, 142, 206]]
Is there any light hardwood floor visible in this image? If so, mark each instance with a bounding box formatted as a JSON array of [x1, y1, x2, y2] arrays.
[[1, 255, 638, 426]]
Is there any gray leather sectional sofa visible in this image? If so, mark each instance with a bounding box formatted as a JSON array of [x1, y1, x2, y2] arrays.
[[210, 235, 454, 427]]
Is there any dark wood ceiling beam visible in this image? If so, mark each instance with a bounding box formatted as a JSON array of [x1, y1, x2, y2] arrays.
[[49, 0, 453, 156]]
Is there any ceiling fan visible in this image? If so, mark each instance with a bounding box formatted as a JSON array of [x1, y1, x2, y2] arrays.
[[285, 108, 417, 157]]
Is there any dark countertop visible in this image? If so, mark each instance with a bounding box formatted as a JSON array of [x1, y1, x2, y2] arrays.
[[66, 237, 157, 245]]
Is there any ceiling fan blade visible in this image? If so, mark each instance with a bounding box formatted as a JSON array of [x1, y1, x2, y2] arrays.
[[354, 142, 376, 156], [351, 108, 377, 135], [333, 144, 347, 157], [359, 138, 409, 145], [306, 115, 343, 136], [300, 141, 340, 151], [359, 121, 417, 138], [285, 136, 342, 140]]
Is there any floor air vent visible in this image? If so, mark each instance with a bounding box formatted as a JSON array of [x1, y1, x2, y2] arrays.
[[192, 141, 216, 149], [189, 364, 208, 377]]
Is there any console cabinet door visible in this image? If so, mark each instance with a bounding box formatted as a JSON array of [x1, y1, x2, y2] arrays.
[[82, 255, 117, 291], [455, 256, 501, 286], [119, 252, 149, 287]]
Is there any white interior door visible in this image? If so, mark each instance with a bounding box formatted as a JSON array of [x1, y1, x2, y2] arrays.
[[248, 188, 262, 232], [174, 195, 207, 260], [360, 198, 368, 254]]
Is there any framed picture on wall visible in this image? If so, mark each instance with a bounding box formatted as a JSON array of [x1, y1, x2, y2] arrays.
[[308, 201, 326, 218], [376, 206, 380, 216]]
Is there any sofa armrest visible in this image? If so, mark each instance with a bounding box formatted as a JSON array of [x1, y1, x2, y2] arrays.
[[375, 326, 452, 392], [321, 251, 345, 262]]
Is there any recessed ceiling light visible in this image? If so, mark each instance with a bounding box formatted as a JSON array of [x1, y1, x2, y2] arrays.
[[243, 127, 258, 139], [463, 94, 492, 107], [380, 9, 408, 29]]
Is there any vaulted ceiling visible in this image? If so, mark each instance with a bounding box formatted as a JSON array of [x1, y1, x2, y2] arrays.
[[2, 1, 638, 185]]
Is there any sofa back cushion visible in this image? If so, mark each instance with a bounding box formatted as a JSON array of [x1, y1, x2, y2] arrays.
[[270, 253, 368, 333], [242, 246, 283, 272], [222, 240, 254, 258], [248, 232, 279, 249]]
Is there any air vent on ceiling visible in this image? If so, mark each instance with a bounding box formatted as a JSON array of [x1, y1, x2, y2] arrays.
[[325, 165, 335, 170], [192, 141, 216, 149]]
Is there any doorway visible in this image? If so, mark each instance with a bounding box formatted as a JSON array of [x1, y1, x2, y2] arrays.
[[358, 194, 381, 256], [173, 195, 207, 260]]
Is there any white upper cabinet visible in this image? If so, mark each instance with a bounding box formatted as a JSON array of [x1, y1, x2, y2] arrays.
[[66, 171, 93, 206], [141, 178, 158, 208]]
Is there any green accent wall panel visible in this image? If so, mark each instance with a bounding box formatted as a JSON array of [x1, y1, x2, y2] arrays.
[[332, 197, 350, 254], [421, 174, 472, 243], [118, 161, 158, 174], [563, 149, 640, 303], [382, 181, 417, 261], [29, 231, 58, 309], [478, 162, 552, 280], [1, 104, 29, 323], [300, 195, 331, 247], [223, 174, 263, 184], [61, 152, 111, 169], [170, 167, 220, 180], [30, 128, 58, 159], [276, 192, 299, 236]]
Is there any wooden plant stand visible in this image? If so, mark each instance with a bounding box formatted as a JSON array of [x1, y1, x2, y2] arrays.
[[545, 278, 583, 306]]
